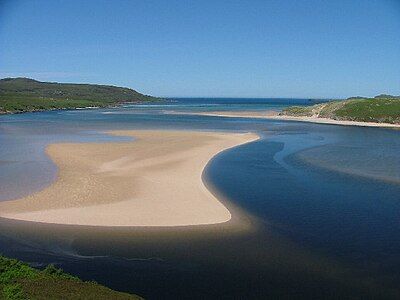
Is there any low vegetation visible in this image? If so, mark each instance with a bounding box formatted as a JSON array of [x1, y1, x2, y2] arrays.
[[281, 95, 400, 124], [0, 77, 159, 114], [0, 256, 142, 299]]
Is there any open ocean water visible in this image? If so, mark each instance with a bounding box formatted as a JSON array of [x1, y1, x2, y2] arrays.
[[1, 98, 400, 299]]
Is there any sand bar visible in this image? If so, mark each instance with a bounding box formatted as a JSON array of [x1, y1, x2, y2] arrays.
[[175, 111, 400, 128], [0, 130, 258, 226]]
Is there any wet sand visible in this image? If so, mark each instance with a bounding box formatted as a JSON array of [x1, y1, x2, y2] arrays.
[[0, 130, 258, 226]]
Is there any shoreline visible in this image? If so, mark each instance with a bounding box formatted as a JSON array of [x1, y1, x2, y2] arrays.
[[175, 110, 400, 128], [0, 100, 165, 116], [0, 130, 259, 227]]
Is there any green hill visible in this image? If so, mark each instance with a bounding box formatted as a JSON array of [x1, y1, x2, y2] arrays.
[[0, 255, 142, 300], [281, 95, 400, 124], [0, 78, 159, 114]]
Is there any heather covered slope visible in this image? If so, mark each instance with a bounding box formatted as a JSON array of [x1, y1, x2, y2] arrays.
[[281, 95, 400, 124], [0, 78, 159, 114], [0, 256, 142, 299]]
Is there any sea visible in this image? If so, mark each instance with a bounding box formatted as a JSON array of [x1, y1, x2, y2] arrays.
[[0, 98, 399, 299]]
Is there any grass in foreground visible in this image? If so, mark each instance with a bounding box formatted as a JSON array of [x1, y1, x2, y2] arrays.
[[0, 256, 142, 300], [282, 95, 400, 124]]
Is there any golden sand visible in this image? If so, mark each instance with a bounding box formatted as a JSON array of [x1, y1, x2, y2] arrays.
[[0, 130, 258, 226]]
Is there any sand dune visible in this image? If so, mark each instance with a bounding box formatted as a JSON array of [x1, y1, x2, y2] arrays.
[[0, 130, 258, 226]]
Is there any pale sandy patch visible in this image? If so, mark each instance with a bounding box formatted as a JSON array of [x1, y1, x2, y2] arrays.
[[0, 130, 258, 227], [178, 110, 400, 128]]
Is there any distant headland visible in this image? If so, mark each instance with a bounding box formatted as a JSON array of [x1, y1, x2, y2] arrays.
[[174, 95, 400, 128], [281, 94, 400, 125], [0, 77, 160, 114]]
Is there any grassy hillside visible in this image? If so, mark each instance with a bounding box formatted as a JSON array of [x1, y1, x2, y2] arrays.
[[0, 78, 159, 114], [282, 95, 400, 124], [0, 256, 142, 300]]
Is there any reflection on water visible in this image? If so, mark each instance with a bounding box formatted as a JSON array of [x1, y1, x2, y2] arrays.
[[0, 99, 400, 299], [295, 128, 400, 183], [0, 215, 398, 299]]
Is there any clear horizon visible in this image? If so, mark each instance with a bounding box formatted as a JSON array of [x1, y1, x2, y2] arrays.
[[1, 0, 400, 98]]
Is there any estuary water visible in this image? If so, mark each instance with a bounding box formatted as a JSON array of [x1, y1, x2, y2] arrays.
[[0, 98, 399, 299]]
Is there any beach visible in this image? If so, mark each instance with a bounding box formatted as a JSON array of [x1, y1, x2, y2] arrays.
[[1, 106, 400, 299], [184, 111, 400, 128], [0, 130, 258, 227]]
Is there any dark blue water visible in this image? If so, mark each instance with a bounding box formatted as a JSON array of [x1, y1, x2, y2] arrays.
[[0, 98, 399, 299]]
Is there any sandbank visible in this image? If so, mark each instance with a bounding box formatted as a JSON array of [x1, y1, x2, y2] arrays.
[[178, 111, 400, 128], [0, 130, 258, 227]]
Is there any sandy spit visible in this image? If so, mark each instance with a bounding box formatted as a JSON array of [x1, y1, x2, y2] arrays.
[[177, 111, 400, 128], [0, 130, 258, 227]]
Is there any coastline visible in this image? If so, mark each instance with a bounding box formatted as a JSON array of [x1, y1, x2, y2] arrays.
[[0, 100, 162, 115], [179, 110, 400, 128], [0, 130, 259, 227]]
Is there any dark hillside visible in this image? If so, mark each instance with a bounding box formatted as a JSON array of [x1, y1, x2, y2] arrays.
[[0, 78, 159, 113]]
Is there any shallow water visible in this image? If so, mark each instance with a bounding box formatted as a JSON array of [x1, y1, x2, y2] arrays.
[[0, 98, 399, 299]]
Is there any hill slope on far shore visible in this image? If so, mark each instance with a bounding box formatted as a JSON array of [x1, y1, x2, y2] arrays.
[[0, 77, 159, 114], [281, 95, 400, 124]]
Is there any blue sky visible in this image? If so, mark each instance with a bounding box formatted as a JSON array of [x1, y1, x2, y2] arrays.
[[1, 0, 399, 98]]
